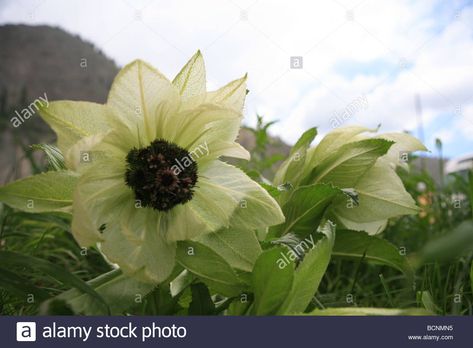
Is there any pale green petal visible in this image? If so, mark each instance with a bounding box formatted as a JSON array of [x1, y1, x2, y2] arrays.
[[101, 205, 176, 284], [166, 161, 284, 241], [172, 50, 206, 101], [205, 75, 247, 112], [73, 164, 176, 283], [38, 101, 110, 154], [171, 104, 242, 151], [165, 203, 211, 241], [65, 132, 109, 172], [332, 158, 419, 234], [375, 132, 428, 170], [334, 217, 387, 235], [305, 139, 392, 188], [107, 59, 180, 144], [204, 141, 250, 162], [71, 188, 104, 247], [197, 227, 262, 272], [306, 126, 378, 168]]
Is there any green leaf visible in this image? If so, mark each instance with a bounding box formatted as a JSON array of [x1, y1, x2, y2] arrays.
[[419, 291, 440, 314], [41, 269, 154, 315], [0, 268, 50, 302], [274, 127, 317, 185], [269, 183, 340, 239], [332, 230, 414, 278], [197, 227, 262, 272], [304, 139, 393, 188], [414, 220, 473, 265], [278, 221, 335, 314], [31, 144, 66, 171], [188, 283, 215, 315], [0, 171, 78, 213], [252, 247, 294, 315], [0, 250, 109, 314], [306, 307, 433, 316], [176, 241, 246, 297], [470, 261, 473, 296], [331, 159, 419, 234]]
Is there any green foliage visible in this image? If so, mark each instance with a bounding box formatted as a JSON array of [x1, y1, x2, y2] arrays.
[[278, 221, 335, 314], [1, 114, 471, 316], [333, 230, 414, 278], [0, 171, 77, 212], [252, 247, 294, 315], [176, 241, 248, 297]]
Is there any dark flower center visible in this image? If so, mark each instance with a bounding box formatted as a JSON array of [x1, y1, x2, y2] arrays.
[[125, 139, 198, 211]]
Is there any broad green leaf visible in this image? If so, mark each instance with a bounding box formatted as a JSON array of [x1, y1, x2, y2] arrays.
[[38, 101, 110, 154], [197, 227, 262, 272], [41, 269, 154, 315], [0, 268, 50, 302], [30, 144, 66, 171], [306, 307, 433, 316], [303, 139, 393, 188], [0, 250, 109, 313], [188, 283, 215, 315], [252, 247, 294, 315], [331, 159, 419, 234], [205, 74, 247, 112], [269, 183, 340, 239], [0, 171, 78, 213], [332, 229, 414, 278], [278, 221, 335, 314], [274, 127, 317, 185], [173, 50, 206, 100], [413, 220, 473, 265], [176, 241, 246, 297]]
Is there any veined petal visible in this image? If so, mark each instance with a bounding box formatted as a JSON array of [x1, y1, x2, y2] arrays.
[[172, 50, 206, 101], [165, 203, 210, 241], [171, 104, 242, 151], [38, 101, 111, 154], [206, 74, 247, 113], [375, 132, 428, 170], [190, 161, 285, 236], [107, 59, 180, 144], [101, 205, 176, 284], [65, 132, 109, 172], [203, 141, 250, 162], [306, 125, 378, 167], [71, 188, 104, 247]]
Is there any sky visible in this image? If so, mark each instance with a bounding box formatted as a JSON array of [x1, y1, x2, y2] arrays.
[[1, 0, 473, 158]]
